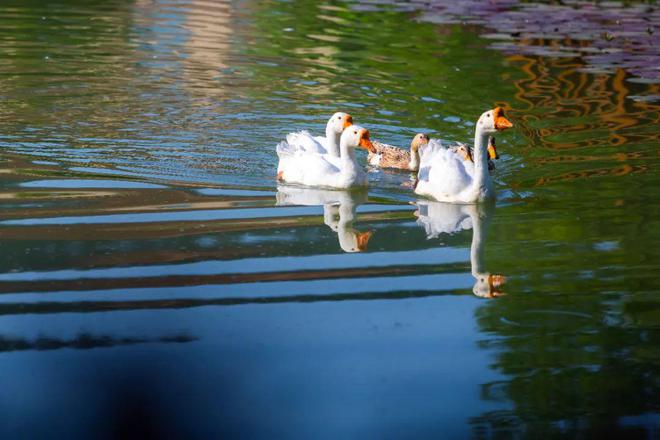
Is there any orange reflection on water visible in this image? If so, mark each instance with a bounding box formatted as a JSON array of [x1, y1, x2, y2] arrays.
[[503, 43, 660, 188], [508, 46, 660, 151]]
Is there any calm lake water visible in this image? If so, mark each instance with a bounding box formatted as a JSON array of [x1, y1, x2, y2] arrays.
[[1, 0, 660, 438]]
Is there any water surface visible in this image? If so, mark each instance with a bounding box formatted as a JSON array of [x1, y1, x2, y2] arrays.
[[1, 0, 660, 437]]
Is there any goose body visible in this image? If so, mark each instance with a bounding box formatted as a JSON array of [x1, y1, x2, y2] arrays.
[[277, 125, 373, 189], [415, 108, 512, 203]]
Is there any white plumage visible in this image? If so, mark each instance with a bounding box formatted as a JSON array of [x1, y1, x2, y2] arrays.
[[415, 108, 512, 203], [277, 125, 373, 189]]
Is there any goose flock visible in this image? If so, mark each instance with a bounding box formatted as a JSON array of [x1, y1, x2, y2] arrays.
[[275, 108, 512, 295], [276, 107, 513, 204]]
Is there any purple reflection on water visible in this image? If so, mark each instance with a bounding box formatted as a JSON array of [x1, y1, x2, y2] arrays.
[[352, 0, 660, 84]]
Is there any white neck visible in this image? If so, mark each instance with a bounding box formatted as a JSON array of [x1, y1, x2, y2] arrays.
[[326, 125, 341, 157], [409, 148, 420, 170], [471, 127, 492, 197], [339, 137, 360, 179]]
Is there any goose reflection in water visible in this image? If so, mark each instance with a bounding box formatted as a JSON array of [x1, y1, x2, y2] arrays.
[[414, 201, 505, 298], [276, 186, 373, 253]]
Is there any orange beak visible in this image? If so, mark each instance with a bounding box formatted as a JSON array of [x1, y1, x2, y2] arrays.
[[493, 107, 513, 131], [358, 128, 375, 153], [495, 117, 512, 131], [356, 230, 373, 252], [343, 114, 353, 130]]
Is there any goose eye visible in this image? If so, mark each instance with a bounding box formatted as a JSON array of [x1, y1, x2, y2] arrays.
[[338, 116, 342, 119], [354, 130, 358, 134], [487, 113, 491, 117]]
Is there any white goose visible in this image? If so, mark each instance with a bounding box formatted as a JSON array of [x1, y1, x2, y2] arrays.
[[415, 201, 504, 298], [415, 108, 513, 203], [276, 187, 372, 253], [277, 125, 373, 189], [282, 112, 353, 158]]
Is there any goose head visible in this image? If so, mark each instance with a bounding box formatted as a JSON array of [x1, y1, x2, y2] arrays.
[[477, 107, 513, 134], [410, 133, 430, 154], [327, 112, 353, 135], [344, 125, 375, 152]]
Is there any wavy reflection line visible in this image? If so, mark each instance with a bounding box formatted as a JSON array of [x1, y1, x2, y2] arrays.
[[507, 50, 660, 152], [0, 245, 466, 282], [0, 262, 470, 294], [0, 204, 412, 226], [535, 163, 646, 186], [0, 288, 468, 316], [601, 68, 638, 147], [0, 272, 474, 310], [0, 209, 413, 241]]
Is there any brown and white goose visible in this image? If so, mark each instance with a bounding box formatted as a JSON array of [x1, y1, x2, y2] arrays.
[[367, 134, 499, 173], [367, 133, 429, 172]]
